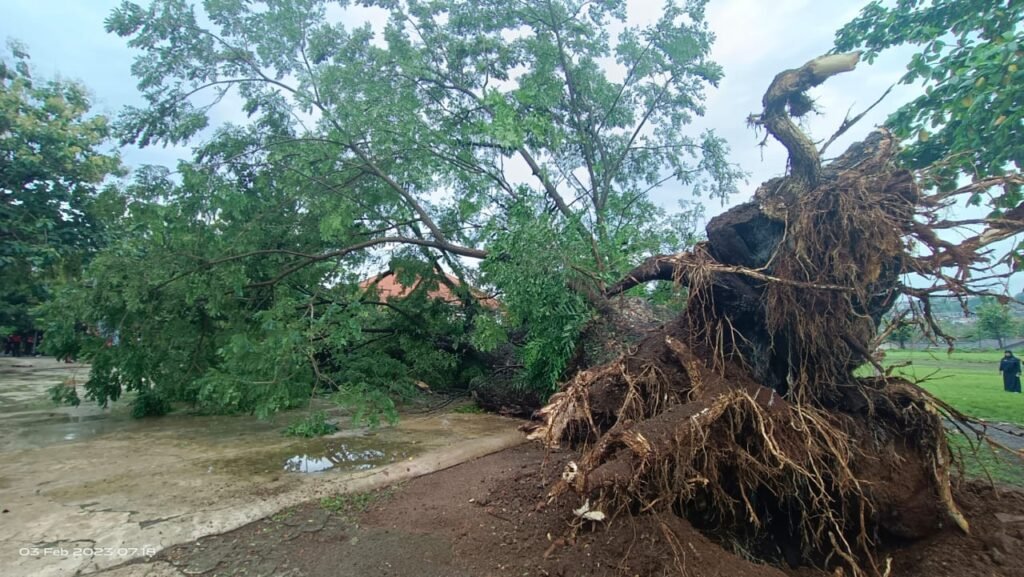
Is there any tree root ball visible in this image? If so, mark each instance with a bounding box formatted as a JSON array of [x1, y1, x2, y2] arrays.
[[525, 130, 970, 577]]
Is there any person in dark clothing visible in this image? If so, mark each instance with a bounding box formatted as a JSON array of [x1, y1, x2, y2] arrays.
[[1000, 350, 1022, 393]]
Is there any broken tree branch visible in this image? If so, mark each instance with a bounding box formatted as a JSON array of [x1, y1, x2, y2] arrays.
[[750, 52, 862, 191]]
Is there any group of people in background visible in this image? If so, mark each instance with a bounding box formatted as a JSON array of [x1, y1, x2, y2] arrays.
[[2, 333, 40, 357]]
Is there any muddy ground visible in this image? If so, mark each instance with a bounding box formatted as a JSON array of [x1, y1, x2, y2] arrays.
[[118, 443, 1024, 577], [0, 357, 525, 577]]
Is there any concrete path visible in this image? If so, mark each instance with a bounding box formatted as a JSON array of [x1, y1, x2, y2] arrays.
[[959, 420, 1024, 452], [0, 357, 526, 577]]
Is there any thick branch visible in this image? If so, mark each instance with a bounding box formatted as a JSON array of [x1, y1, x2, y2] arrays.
[[605, 254, 681, 296], [606, 251, 855, 298], [546, 0, 602, 212], [753, 52, 862, 191], [517, 145, 605, 272]]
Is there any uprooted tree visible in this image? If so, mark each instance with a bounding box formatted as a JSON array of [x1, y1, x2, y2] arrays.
[[526, 8, 1024, 574], [38, 0, 1024, 571], [525, 3, 1024, 572]]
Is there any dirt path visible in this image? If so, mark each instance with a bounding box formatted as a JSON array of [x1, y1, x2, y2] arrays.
[[0, 358, 524, 577], [98, 443, 1024, 577]]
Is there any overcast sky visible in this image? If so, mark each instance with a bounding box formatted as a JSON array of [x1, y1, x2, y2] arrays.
[[2, 0, 918, 202], [5, 0, 1014, 292]]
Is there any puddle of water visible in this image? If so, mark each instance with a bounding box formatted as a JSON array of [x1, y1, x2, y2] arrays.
[[283, 444, 395, 473], [209, 435, 420, 477], [0, 357, 346, 450], [0, 358, 489, 482]]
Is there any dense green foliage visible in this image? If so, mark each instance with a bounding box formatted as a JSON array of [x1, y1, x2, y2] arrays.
[[43, 162, 484, 419], [835, 0, 1023, 213], [47, 0, 733, 418], [0, 43, 122, 336]]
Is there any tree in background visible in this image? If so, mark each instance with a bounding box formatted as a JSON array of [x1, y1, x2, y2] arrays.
[[0, 43, 122, 339], [887, 321, 916, 349], [976, 297, 1017, 349]]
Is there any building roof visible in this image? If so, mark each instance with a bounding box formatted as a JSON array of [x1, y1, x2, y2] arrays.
[[359, 271, 499, 309]]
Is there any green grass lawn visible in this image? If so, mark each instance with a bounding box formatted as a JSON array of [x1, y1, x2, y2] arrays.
[[881, 349, 1024, 426], [877, 349, 1024, 487], [947, 432, 1024, 487]]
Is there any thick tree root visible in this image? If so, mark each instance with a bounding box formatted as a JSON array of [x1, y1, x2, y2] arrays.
[[524, 128, 974, 576], [525, 330, 959, 576]]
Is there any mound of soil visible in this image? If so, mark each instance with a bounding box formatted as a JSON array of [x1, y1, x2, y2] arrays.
[[881, 483, 1024, 576], [153, 443, 1024, 577]]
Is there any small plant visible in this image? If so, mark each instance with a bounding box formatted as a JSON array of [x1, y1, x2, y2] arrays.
[[270, 508, 296, 523], [130, 390, 171, 417], [453, 401, 485, 414], [48, 383, 81, 407], [283, 411, 338, 438]]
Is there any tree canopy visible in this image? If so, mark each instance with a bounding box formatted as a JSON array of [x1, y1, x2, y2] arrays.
[[835, 0, 1023, 212], [46, 0, 735, 417], [0, 43, 122, 336]]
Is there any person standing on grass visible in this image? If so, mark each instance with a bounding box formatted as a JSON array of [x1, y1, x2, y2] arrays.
[[1000, 350, 1022, 393]]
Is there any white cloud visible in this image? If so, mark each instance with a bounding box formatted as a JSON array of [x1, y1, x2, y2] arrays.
[[677, 0, 920, 213]]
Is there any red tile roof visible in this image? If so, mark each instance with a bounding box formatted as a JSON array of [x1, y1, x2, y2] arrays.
[[359, 271, 499, 309]]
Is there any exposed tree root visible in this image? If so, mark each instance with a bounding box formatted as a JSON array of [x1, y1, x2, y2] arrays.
[[526, 324, 959, 575], [524, 52, 1024, 576]]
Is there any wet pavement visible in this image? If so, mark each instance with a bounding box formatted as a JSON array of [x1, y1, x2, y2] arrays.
[[0, 357, 525, 577]]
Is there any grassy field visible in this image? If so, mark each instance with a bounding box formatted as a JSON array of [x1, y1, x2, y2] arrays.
[[882, 349, 1024, 426], [878, 349, 1024, 486], [947, 433, 1024, 487]]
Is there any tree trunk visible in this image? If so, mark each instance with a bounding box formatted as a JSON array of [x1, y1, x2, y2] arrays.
[[522, 54, 988, 577]]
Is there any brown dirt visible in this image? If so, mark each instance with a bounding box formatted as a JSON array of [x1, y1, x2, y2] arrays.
[[880, 482, 1024, 577], [150, 443, 1024, 577]]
